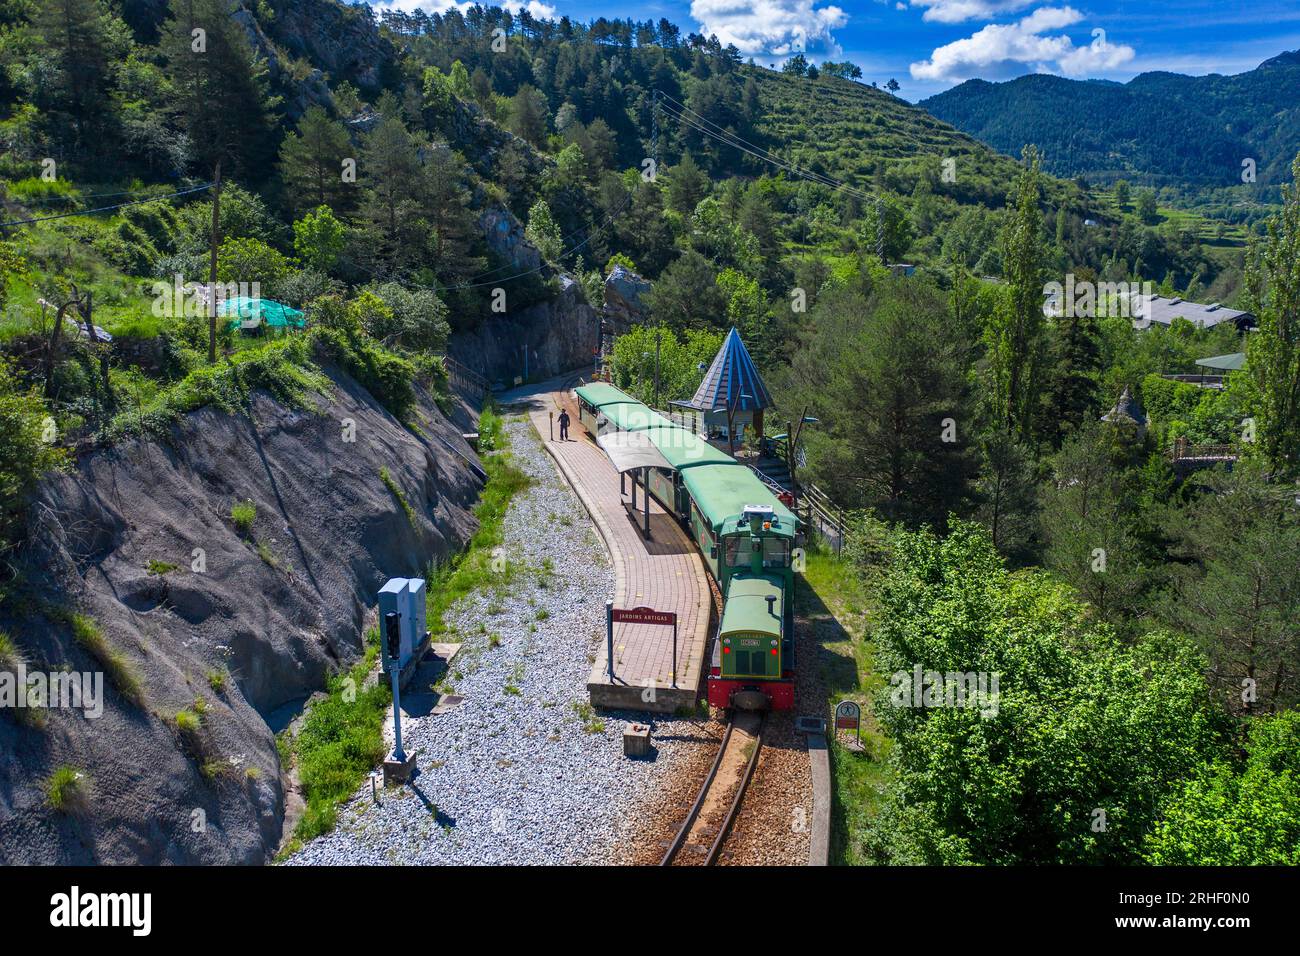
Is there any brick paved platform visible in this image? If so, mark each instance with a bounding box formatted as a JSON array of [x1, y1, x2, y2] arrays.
[[503, 377, 712, 713]]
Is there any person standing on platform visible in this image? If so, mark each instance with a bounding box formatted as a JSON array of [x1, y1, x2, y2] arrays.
[[558, 408, 570, 441]]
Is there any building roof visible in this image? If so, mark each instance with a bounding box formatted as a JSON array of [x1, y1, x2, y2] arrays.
[[219, 296, 305, 329], [1131, 294, 1252, 329], [1195, 352, 1246, 372], [679, 327, 774, 413]]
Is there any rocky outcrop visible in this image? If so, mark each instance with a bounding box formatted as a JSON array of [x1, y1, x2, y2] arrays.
[[258, 0, 397, 94], [0, 366, 481, 864], [479, 207, 543, 274], [450, 275, 598, 386], [448, 207, 597, 384], [603, 265, 652, 331]]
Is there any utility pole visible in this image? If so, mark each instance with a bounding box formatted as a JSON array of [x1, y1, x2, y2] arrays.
[[653, 324, 661, 409], [207, 159, 222, 365]]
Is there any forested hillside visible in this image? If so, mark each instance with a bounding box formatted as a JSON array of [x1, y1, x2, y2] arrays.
[[921, 51, 1300, 218], [1, 1, 1298, 867]]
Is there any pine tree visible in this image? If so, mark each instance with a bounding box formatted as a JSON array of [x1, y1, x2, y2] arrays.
[[357, 116, 423, 274], [1041, 308, 1102, 446], [421, 146, 486, 285], [33, 0, 130, 155], [666, 151, 708, 215], [278, 107, 353, 215], [161, 0, 275, 178], [989, 146, 1048, 440], [1245, 152, 1300, 476]]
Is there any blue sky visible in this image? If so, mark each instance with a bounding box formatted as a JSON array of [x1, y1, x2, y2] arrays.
[[373, 1, 1300, 101]]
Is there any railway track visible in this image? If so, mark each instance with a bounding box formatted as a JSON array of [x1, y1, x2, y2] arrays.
[[660, 710, 766, 866]]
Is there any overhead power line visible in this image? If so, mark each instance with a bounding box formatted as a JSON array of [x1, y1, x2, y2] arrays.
[[0, 183, 215, 228]]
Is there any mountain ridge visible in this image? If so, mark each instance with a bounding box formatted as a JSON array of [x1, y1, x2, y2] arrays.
[[920, 50, 1300, 202]]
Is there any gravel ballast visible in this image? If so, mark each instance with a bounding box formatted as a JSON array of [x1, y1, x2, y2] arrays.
[[286, 415, 714, 865]]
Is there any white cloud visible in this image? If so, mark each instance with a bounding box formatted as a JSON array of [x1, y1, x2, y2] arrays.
[[374, 0, 557, 18], [690, 0, 849, 57], [910, 6, 1134, 81], [908, 0, 1037, 24]]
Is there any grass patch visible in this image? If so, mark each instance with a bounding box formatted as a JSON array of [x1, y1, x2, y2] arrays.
[[0, 630, 45, 728], [800, 546, 892, 866], [380, 466, 416, 526], [206, 669, 227, 693], [231, 500, 256, 536], [0, 630, 23, 669], [175, 708, 202, 734], [46, 765, 87, 811], [571, 700, 605, 734], [255, 539, 279, 568], [283, 641, 390, 847], [426, 405, 531, 633], [103, 335, 331, 443], [61, 610, 144, 707], [146, 559, 178, 576]]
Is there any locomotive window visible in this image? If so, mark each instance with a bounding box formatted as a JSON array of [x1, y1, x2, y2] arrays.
[[763, 538, 790, 568], [733, 650, 751, 674], [725, 537, 747, 567]]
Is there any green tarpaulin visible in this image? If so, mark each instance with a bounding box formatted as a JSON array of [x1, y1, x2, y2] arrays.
[[220, 296, 305, 330]]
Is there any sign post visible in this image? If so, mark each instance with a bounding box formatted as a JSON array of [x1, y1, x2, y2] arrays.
[[834, 699, 861, 749], [610, 606, 679, 687], [606, 600, 615, 681]]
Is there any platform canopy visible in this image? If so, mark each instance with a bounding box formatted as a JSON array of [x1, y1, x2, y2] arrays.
[[596, 431, 673, 474], [1195, 352, 1246, 372], [676, 327, 773, 413]]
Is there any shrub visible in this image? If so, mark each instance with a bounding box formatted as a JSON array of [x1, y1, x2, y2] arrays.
[[312, 325, 415, 421], [47, 765, 88, 811], [231, 500, 256, 535], [1, 361, 70, 563]]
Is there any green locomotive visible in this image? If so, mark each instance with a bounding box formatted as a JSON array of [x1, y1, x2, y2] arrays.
[[574, 383, 797, 710]]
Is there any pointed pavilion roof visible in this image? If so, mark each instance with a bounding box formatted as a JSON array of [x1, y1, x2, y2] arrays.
[[1102, 385, 1147, 429], [677, 327, 773, 413]]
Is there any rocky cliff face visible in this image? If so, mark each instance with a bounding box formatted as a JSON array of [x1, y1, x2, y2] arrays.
[[448, 207, 599, 384], [602, 265, 652, 331], [450, 274, 598, 386], [0, 367, 480, 864]]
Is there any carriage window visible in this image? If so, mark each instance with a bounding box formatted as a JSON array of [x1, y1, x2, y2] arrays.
[[763, 538, 790, 568]]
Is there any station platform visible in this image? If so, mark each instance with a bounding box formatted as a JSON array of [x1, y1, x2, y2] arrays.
[[508, 377, 712, 714]]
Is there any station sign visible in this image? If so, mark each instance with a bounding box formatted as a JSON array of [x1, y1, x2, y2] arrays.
[[612, 606, 677, 626]]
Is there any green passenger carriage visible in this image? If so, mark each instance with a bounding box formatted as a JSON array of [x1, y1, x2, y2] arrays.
[[574, 383, 798, 710]]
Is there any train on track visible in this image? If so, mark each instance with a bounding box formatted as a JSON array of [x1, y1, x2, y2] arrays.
[[573, 382, 798, 710]]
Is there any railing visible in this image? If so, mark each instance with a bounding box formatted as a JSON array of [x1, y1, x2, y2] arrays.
[[800, 482, 849, 553], [443, 355, 489, 399], [650, 406, 700, 434], [1171, 437, 1237, 461]]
